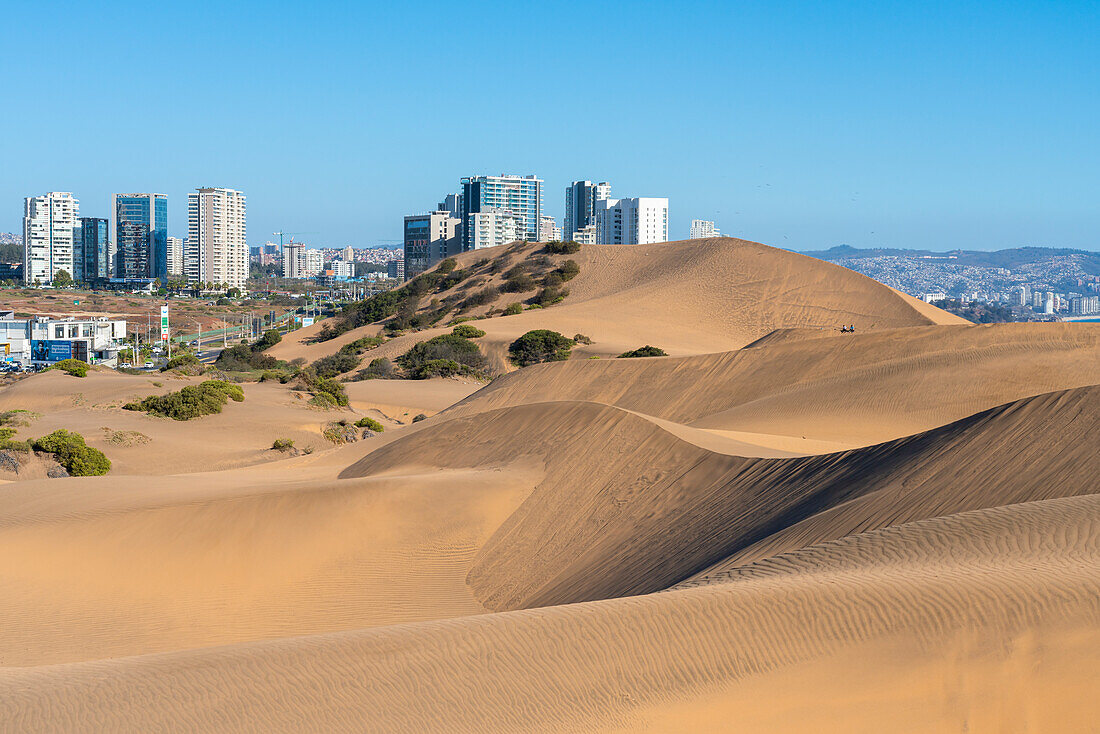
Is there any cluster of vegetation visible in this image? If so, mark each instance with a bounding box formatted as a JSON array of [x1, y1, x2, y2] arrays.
[[508, 330, 574, 367], [340, 335, 386, 354], [271, 438, 296, 451], [322, 419, 359, 444], [412, 413, 428, 423], [161, 353, 206, 375], [0, 409, 39, 451], [297, 370, 349, 408], [311, 351, 361, 379], [618, 345, 668, 358], [354, 416, 384, 432], [101, 428, 151, 446], [354, 357, 395, 380], [30, 429, 111, 476], [48, 358, 89, 377], [543, 241, 581, 255], [213, 330, 284, 372], [451, 324, 485, 339], [315, 243, 582, 341], [396, 332, 487, 379], [123, 379, 245, 420], [930, 299, 1019, 324]]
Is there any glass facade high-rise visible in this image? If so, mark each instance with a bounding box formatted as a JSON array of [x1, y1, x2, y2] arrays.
[[564, 181, 610, 242], [113, 193, 168, 281], [460, 175, 542, 250], [74, 217, 110, 282]]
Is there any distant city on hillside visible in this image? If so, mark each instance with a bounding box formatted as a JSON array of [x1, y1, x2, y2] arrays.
[[802, 246, 1100, 320]]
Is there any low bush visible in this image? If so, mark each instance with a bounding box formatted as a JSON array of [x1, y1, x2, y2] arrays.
[[438, 258, 457, 274], [558, 259, 580, 281], [461, 286, 499, 309], [355, 357, 394, 380], [354, 416, 384, 432], [161, 353, 205, 374], [339, 335, 385, 354], [543, 241, 580, 254], [49, 358, 88, 377], [311, 351, 360, 379], [31, 429, 111, 476], [573, 333, 593, 345], [451, 324, 485, 339], [503, 302, 523, 316], [322, 420, 359, 444], [532, 286, 569, 307], [508, 330, 574, 367], [123, 379, 244, 420], [397, 333, 486, 378], [501, 270, 537, 293], [297, 369, 349, 407], [618, 345, 668, 358], [412, 413, 428, 423], [271, 438, 295, 451]]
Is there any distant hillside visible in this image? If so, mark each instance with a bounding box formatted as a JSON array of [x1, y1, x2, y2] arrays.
[[803, 245, 1100, 272]]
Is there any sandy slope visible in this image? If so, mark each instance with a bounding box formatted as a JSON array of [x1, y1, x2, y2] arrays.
[[269, 237, 965, 370], [0, 371, 477, 476], [3, 494, 1096, 733], [0, 459, 538, 666], [340, 385, 1100, 611], [446, 321, 1100, 445]]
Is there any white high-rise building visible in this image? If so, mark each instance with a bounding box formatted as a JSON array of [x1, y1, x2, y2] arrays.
[[340, 246, 354, 262], [166, 236, 184, 276], [303, 249, 324, 277], [23, 192, 78, 285], [467, 208, 521, 250], [186, 187, 248, 289], [596, 197, 669, 245], [689, 219, 720, 239], [539, 214, 561, 243], [282, 242, 305, 278]]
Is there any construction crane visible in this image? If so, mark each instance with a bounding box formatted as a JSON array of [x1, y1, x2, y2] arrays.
[[272, 231, 315, 249]]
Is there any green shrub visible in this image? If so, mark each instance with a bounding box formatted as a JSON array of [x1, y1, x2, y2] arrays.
[[618, 345, 668, 358], [354, 416, 384, 432], [508, 330, 574, 367], [271, 438, 295, 451], [308, 392, 339, 409], [451, 324, 485, 339], [532, 286, 569, 307], [322, 420, 358, 444], [397, 333, 486, 378], [311, 351, 360, 378], [438, 258, 457, 274], [573, 333, 593, 345], [503, 302, 523, 316], [543, 241, 580, 254], [412, 413, 428, 423], [461, 286, 499, 309], [558, 259, 580, 281], [253, 330, 282, 351], [355, 357, 394, 380], [31, 429, 111, 476], [49, 358, 88, 377], [339, 335, 385, 354], [162, 353, 204, 373], [501, 271, 537, 293], [123, 379, 244, 420]]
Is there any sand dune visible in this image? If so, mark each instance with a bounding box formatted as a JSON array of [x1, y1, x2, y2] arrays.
[[446, 321, 1100, 445], [342, 385, 1100, 611], [3, 494, 1096, 732], [270, 237, 965, 370]]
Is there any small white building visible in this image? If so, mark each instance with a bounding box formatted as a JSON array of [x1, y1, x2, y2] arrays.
[[0, 313, 127, 367], [468, 208, 522, 249], [689, 219, 720, 239]]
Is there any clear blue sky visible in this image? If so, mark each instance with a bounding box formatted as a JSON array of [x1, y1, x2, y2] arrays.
[[4, 0, 1097, 250]]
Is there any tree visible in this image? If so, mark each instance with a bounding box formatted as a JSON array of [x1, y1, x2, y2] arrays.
[[508, 330, 574, 367], [53, 270, 73, 288]]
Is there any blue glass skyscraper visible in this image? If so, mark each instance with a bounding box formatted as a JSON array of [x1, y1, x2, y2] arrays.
[[460, 175, 542, 251], [74, 217, 109, 282], [112, 193, 168, 281]]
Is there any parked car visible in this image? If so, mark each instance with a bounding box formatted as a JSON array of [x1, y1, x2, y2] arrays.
[[119, 363, 132, 369], [144, 361, 154, 368]]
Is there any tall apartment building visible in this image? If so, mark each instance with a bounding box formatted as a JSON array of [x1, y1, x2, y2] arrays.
[[539, 215, 561, 243], [113, 193, 168, 281], [303, 249, 324, 277], [340, 246, 355, 262], [438, 193, 461, 218], [386, 259, 405, 280], [467, 208, 521, 250], [282, 242, 305, 278], [689, 219, 720, 239], [404, 211, 460, 279], [596, 197, 669, 245], [165, 236, 184, 276], [460, 175, 542, 250], [74, 217, 110, 281], [186, 187, 248, 289], [564, 181, 610, 242], [23, 192, 78, 285]]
